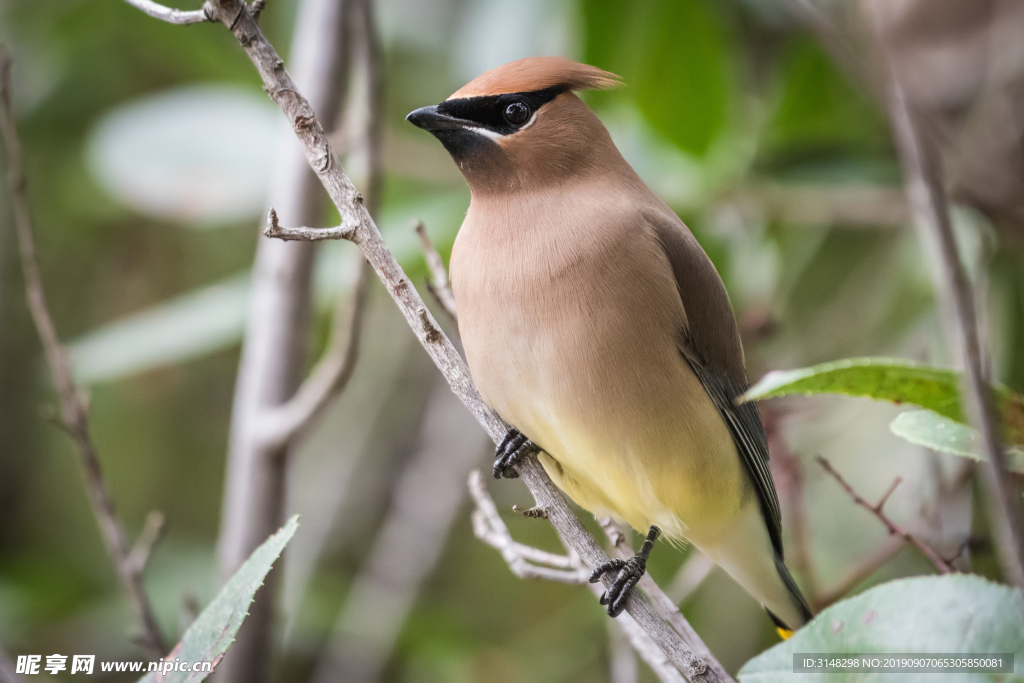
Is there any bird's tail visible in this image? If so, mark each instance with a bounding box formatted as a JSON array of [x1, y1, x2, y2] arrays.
[[766, 555, 814, 639]]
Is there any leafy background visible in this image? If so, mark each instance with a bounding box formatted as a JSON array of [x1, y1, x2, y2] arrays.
[[1, 0, 1023, 681]]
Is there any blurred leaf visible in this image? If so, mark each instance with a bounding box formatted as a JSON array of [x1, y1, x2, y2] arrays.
[[86, 85, 279, 226], [137, 516, 298, 683], [739, 575, 1024, 682], [68, 274, 250, 385], [889, 410, 1024, 471], [67, 192, 468, 383], [742, 357, 1024, 445], [762, 36, 888, 165], [581, 0, 732, 157]]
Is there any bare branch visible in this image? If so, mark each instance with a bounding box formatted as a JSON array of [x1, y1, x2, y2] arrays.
[[262, 207, 356, 242], [415, 221, 457, 321], [468, 471, 591, 584], [126, 2, 728, 678], [254, 253, 370, 449], [0, 51, 165, 659], [121, 0, 212, 24], [816, 457, 955, 574], [865, 3, 1024, 591]]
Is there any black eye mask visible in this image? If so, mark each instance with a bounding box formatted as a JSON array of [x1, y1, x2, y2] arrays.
[[436, 86, 566, 136]]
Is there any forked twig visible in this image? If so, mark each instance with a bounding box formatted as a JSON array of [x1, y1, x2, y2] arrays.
[[816, 456, 954, 574]]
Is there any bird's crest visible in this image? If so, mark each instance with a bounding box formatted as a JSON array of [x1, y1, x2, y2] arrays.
[[449, 57, 621, 100]]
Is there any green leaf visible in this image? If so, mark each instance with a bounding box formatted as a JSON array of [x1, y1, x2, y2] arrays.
[[763, 37, 887, 159], [741, 357, 1024, 445], [739, 575, 1024, 682], [137, 516, 299, 683], [890, 410, 1024, 472], [742, 358, 964, 421]]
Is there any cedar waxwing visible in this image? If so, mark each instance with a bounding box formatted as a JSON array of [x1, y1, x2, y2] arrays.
[[406, 57, 813, 634]]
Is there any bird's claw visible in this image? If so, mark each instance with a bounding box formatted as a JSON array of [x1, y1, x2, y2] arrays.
[[589, 557, 645, 617], [589, 525, 661, 617], [493, 427, 539, 479]]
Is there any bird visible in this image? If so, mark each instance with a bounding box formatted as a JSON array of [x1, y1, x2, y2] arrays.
[[406, 56, 813, 636]]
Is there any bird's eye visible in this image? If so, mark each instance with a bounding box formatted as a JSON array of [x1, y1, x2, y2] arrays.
[[504, 102, 530, 126]]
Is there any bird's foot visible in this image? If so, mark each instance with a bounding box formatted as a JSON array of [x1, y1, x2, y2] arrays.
[[589, 525, 661, 617], [493, 427, 540, 479]]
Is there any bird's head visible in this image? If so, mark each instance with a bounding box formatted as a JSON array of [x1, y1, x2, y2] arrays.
[[406, 57, 622, 195]]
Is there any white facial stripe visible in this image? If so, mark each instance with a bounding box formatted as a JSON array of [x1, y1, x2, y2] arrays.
[[468, 126, 503, 141], [466, 110, 539, 142]]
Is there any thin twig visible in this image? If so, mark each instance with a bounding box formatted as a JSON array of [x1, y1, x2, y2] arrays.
[[127, 510, 166, 575], [816, 456, 954, 574], [262, 207, 356, 242], [120, 0, 212, 24], [866, 3, 1024, 591], [0, 51, 165, 659], [254, 251, 371, 449], [598, 519, 733, 683], [469, 472, 685, 683], [469, 471, 590, 584], [414, 221, 457, 321], [126, 3, 728, 679], [814, 535, 906, 608]]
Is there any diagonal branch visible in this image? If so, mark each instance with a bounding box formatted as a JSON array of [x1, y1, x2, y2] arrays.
[[816, 456, 955, 574], [126, 2, 728, 679], [0, 52, 166, 659]]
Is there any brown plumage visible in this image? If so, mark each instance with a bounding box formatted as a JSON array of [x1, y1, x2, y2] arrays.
[[407, 57, 812, 632]]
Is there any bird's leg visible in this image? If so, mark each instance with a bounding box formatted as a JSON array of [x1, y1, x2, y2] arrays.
[[589, 525, 661, 617], [493, 427, 540, 479]]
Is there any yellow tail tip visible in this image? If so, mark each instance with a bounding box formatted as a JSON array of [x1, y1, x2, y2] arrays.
[[776, 627, 795, 640]]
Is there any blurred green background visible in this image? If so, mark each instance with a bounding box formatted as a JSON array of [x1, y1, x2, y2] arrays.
[[2, 0, 1022, 680]]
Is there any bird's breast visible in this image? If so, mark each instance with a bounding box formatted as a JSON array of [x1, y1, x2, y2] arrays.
[[449, 192, 745, 539]]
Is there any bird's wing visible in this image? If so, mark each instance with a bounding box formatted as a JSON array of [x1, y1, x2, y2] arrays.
[[648, 209, 784, 557]]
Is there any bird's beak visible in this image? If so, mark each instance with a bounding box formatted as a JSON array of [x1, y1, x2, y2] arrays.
[[406, 105, 469, 132]]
